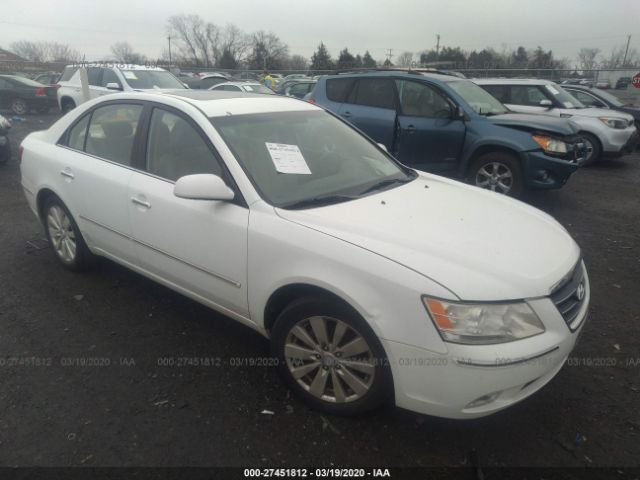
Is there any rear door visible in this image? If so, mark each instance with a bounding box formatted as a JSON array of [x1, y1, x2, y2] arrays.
[[337, 78, 397, 149], [395, 79, 465, 172]]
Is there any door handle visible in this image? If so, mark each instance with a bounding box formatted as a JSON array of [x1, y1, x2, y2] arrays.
[[60, 169, 74, 179], [131, 196, 151, 209], [341, 111, 352, 118]]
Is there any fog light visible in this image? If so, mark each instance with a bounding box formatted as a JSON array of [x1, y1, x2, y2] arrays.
[[465, 391, 501, 409]]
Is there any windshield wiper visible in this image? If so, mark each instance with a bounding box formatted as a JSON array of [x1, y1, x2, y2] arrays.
[[279, 194, 359, 210], [358, 177, 413, 196]]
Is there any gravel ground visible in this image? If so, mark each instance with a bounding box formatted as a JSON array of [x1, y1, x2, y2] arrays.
[[0, 103, 639, 472]]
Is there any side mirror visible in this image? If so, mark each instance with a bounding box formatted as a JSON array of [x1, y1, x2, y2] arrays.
[[455, 105, 465, 119], [106, 82, 123, 91], [174, 174, 235, 201], [539, 99, 553, 108]]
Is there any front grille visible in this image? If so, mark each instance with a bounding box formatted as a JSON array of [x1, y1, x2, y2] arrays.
[[550, 261, 587, 331]]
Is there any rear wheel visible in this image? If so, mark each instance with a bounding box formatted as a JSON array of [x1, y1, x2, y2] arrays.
[[469, 152, 524, 197], [43, 196, 95, 271], [10, 98, 28, 115], [580, 132, 601, 166], [272, 297, 392, 415]]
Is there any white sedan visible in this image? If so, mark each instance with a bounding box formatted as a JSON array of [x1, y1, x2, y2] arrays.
[[20, 90, 590, 418]]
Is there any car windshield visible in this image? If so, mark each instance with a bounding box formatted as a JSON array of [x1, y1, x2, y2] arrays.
[[591, 88, 623, 107], [449, 80, 509, 115], [242, 84, 274, 94], [544, 84, 585, 109], [120, 70, 185, 89], [212, 110, 415, 208]]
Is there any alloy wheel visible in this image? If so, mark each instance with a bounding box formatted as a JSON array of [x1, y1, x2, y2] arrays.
[[476, 161, 513, 194], [583, 137, 596, 163], [47, 205, 77, 263], [11, 99, 28, 116], [284, 316, 376, 403]]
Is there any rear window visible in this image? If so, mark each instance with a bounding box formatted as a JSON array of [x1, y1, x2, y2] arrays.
[[59, 66, 78, 82], [326, 78, 355, 102]]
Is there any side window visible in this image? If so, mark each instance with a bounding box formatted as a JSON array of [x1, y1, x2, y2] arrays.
[[569, 90, 602, 107], [0, 78, 12, 89], [59, 66, 78, 82], [510, 85, 549, 106], [85, 104, 143, 166], [482, 85, 509, 103], [289, 83, 309, 96], [146, 108, 222, 182], [101, 69, 121, 88], [87, 68, 102, 86], [396, 80, 452, 118], [325, 78, 355, 102], [352, 79, 396, 109], [67, 114, 90, 151]]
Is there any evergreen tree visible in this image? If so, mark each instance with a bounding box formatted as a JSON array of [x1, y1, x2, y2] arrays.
[[337, 48, 356, 69], [362, 51, 376, 68], [310, 42, 334, 72]]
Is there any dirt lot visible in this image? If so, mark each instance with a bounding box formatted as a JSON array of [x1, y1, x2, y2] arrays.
[[0, 101, 639, 474]]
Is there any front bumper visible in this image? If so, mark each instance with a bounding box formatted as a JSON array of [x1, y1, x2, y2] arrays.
[[384, 270, 590, 419], [601, 125, 638, 155], [522, 150, 580, 190]]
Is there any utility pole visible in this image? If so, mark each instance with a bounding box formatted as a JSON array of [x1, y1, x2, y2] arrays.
[[385, 48, 393, 65], [167, 36, 172, 66], [622, 34, 632, 67], [435, 34, 441, 60]]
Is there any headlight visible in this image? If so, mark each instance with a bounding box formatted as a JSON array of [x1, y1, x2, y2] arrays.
[[422, 297, 545, 345], [599, 117, 628, 129], [532, 135, 568, 154]]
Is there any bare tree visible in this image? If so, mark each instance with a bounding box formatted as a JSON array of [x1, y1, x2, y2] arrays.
[[288, 54, 308, 71], [601, 45, 638, 68], [10, 40, 79, 63], [577, 48, 600, 71], [110, 42, 147, 64], [248, 31, 289, 70], [219, 24, 251, 66], [396, 51, 414, 67], [168, 14, 215, 66]]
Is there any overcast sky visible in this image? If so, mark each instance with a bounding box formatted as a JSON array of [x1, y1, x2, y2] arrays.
[[0, 0, 638, 64]]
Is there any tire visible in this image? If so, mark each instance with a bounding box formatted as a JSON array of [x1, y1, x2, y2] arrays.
[[42, 196, 96, 271], [580, 132, 601, 166], [10, 98, 28, 115], [61, 98, 76, 114], [271, 296, 393, 416], [468, 151, 524, 197]]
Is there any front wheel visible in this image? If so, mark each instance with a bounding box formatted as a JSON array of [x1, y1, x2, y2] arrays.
[[580, 132, 601, 166], [469, 152, 524, 197], [43, 196, 96, 271], [272, 297, 393, 415], [60, 98, 76, 114]]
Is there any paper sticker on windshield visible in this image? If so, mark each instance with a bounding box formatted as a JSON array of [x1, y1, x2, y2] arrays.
[[123, 71, 138, 80], [546, 85, 559, 95], [266, 143, 311, 174]]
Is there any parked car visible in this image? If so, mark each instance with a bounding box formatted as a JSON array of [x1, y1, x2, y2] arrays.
[[0, 114, 10, 164], [279, 80, 317, 99], [0, 74, 58, 114], [182, 73, 231, 90], [595, 80, 611, 89], [33, 72, 61, 85], [474, 78, 637, 165], [236, 72, 260, 81], [56, 64, 186, 113], [283, 74, 309, 81], [210, 82, 275, 95], [615, 77, 632, 89], [562, 85, 640, 131], [20, 90, 590, 419], [308, 70, 585, 196]]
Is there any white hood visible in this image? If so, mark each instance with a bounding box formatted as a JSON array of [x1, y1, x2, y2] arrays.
[[276, 174, 580, 301], [562, 106, 634, 122]]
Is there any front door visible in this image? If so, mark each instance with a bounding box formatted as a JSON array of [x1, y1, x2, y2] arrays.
[[395, 79, 466, 173], [128, 106, 249, 316]]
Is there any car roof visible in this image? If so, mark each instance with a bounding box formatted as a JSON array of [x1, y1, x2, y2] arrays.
[[473, 78, 554, 85], [160, 90, 318, 117], [63, 63, 166, 71], [326, 70, 461, 84], [213, 81, 262, 87]]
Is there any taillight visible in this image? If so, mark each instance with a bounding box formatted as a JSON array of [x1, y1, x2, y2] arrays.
[[35, 87, 46, 97], [307, 98, 316, 104], [18, 145, 24, 163]]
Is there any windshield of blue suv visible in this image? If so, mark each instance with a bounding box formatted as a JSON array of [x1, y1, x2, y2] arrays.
[[120, 70, 185, 89], [448, 80, 509, 116], [212, 110, 416, 208]]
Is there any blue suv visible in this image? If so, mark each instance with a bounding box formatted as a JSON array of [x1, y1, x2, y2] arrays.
[[308, 70, 585, 196]]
